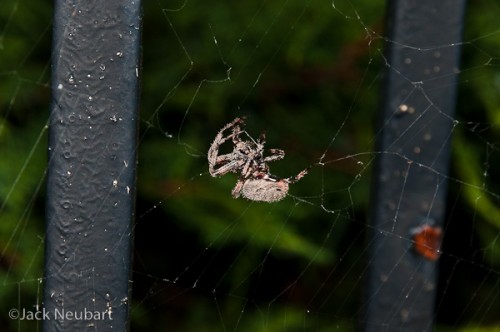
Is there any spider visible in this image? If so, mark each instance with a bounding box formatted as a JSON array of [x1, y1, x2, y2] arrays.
[[208, 117, 308, 202]]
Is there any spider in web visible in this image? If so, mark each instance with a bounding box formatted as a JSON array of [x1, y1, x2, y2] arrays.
[[208, 117, 308, 202]]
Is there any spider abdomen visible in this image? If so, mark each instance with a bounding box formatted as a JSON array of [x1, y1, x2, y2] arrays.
[[241, 178, 289, 203]]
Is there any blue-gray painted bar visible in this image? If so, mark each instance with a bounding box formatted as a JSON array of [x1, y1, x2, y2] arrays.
[[363, 0, 466, 330], [44, 1, 141, 330]]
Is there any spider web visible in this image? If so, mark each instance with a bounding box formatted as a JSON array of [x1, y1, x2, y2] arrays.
[[1, 0, 500, 331]]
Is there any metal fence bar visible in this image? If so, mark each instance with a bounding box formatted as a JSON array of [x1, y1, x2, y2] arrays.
[[362, 0, 466, 330], [43, 0, 141, 330]]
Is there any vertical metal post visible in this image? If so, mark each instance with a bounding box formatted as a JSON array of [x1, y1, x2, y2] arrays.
[[363, 0, 466, 330], [44, 0, 141, 330]]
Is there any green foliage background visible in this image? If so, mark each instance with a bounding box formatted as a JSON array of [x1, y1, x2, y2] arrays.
[[0, 0, 500, 331]]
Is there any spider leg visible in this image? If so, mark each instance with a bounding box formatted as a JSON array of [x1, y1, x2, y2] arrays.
[[263, 149, 285, 162], [224, 117, 245, 131], [210, 158, 244, 177], [209, 127, 243, 154], [208, 129, 246, 176], [285, 167, 310, 184], [257, 132, 266, 145], [213, 153, 240, 166], [231, 178, 245, 198], [208, 118, 246, 176], [238, 128, 263, 147], [208, 147, 232, 176], [232, 125, 244, 145], [210, 117, 245, 148], [240, 159, 256, 179]]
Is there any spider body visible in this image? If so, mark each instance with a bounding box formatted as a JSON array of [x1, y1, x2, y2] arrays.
[[208, 117, 307, 202]]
